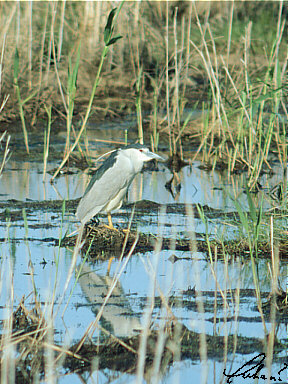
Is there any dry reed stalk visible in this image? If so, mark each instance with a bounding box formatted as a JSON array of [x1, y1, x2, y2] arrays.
[[3, 325, 47, 348], [224, 2, 234, 93], [142, 257, 178, 324], [51, 16, 68, 116], [165, 2, 172, 156], [191, 8, 219, 119], [57, 0, 66, 63], [54, 224, 86, 319], [0, 260, 15, 384], [47, 341, 89, 365], [43, 104, 51, 181], [181, 2, 192, 101], [272, 1, 284, 89], [221, 58, 251, 124], [135, 49, 144, 145], [186, 203, 208, 384], [147, 208, 171, 381], [191, 3, 239, 163], [222, 248, 230, 369], [175, 8, 185, 159], [243, 22, 254, 168], [31, 3, 49, 126], [225, 260, 241, 379], [280, 51, 288, 118], [265, 216, 278, 381], [126, 6, 149, 118], [136, 231, 164, 383], [232, 282, 240, 349], [0, 32, 6, 96], [0, 130, 10, 176], [44, 305, 56, 384], [150, 317, 167, 383], [28, 1, 32, 90], [45, 3, 55, 87], [172, 7, 180, 130], [203, 229, 230, 308], [97, 324, 138, 354]]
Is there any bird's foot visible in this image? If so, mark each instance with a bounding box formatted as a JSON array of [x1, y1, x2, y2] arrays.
[[103, 224, 119, 231]]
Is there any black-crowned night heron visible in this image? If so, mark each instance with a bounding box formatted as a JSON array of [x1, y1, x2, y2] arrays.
[[76, 144, 164, 229]]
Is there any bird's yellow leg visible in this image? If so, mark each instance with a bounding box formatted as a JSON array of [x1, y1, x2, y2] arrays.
[[103, 212, 118, 230], [108, 212, 114, 229], [107, 256, 114, 275]]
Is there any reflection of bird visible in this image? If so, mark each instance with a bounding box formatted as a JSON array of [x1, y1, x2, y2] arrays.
[[77, 264, 142, 337], [76, 144, 164, 228]]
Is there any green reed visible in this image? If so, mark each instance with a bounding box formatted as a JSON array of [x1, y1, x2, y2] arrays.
[[51, 4, 124, 181], [43, 104, 51, 181], [231, 188, 267, 330], [13, 48, 36, 154], [22, 208, 38, 300], [196, 204, 213, 264], [65, 44, 81, 157], [233, 187, 264, 261], [135, 67, 144, 145], [151, 81, 159, 152], [189, 1, 286, 189]]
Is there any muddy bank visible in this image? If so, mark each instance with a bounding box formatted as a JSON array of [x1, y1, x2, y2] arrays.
[[0, 197, 263, 222], [0, 198, 229, 226], [61, 223, 288, 262], [66, 324, 268, 375], [1, 199, 288, 262]]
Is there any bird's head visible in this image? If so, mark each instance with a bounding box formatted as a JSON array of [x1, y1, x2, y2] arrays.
[[120, 144, 164, 171]]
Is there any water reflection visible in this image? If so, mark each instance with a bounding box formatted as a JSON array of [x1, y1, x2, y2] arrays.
[[0, 142, 287, 383], [77, 264, 142, 338], [2, 158, 285, 217]]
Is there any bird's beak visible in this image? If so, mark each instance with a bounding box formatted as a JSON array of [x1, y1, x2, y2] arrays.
[[147, 151, 165, 162]]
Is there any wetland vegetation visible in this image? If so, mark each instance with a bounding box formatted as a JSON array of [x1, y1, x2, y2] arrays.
[[0, 1, 287, 383]]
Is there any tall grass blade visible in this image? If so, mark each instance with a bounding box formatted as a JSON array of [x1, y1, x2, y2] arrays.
[[13, 48, 30, 154], [51, 3, 124, 181], [43, 104, 52, 181]]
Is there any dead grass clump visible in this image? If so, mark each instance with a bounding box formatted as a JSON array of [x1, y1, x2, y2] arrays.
[[262, 290, 288, 315], [1, 300, 47, 382]]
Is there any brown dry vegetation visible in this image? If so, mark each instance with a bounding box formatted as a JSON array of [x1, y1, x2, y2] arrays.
[[0, 1, 286, 185], [0, 2, 286, 124], [0, 1, 286, 181]]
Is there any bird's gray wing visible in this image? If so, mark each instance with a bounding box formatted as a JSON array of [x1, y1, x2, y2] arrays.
[[76, 154, 134, 223]]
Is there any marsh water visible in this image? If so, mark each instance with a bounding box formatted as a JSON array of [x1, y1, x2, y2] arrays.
[[0, 119, 287, 383]]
